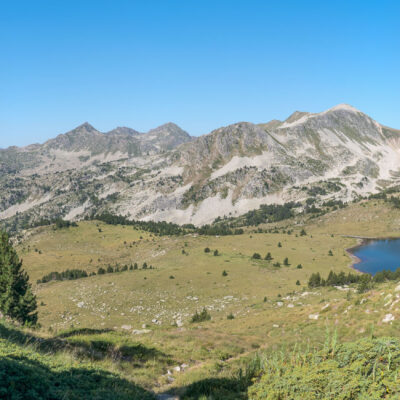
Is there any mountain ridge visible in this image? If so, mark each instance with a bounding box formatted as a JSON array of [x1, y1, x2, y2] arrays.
[[1, 104, 400, 230]]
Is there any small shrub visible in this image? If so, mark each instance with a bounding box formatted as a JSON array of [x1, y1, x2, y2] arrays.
[[191, 308, 211, 323], [227, 313, 235, 320], [273, 262, 281, 267], [222, 270, 228, 277], [204, 247, 211, 253], [252, 253, 261, 260]]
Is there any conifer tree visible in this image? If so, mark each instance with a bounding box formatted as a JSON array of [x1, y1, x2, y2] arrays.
[[283, 257, 289, 266], [0, 231, 37, 324]]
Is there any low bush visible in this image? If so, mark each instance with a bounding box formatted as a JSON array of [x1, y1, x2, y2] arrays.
[[190, 308, 211, 323]]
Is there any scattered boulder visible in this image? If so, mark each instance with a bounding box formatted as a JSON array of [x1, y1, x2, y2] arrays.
[[382, 314, 395, 323], [321, 303, 330, 311], [132, 329, 151, 335]]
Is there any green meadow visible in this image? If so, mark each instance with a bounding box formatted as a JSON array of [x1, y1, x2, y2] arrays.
[[3, 197, 400, 398]]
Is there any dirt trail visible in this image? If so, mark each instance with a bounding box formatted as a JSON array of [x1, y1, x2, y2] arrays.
[[154, 341, 271, 399]]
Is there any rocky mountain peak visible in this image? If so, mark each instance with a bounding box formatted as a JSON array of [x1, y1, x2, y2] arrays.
[[148, 122, 190, 137], [69, 122, 98, 135], [326, 103, 361, 114], [107, 127, 141, 136]]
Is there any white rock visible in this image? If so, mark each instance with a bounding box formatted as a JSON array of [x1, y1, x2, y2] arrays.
[[277, 302, 283, 307], [308, 314, 319, 320], [321, 303, 330, 310], [287, 304, 294, 308], [121, 324, 132, 330], [132, 329, 151, 335], [273, 324, 279, 328], [383, 313, 395, 323], [77, 301, 84, 308]]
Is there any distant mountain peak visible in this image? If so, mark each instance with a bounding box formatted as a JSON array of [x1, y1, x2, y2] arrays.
[[69, 122, 98, 134], [326, 103, 361, 113], [147, 122, 191, 140], [157, 122, 179, 129], [107, 126, 140, 136], [149, 122, 186, 133]]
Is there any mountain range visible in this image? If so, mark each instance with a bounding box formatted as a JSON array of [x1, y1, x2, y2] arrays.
[[2, 104, 400, 230]]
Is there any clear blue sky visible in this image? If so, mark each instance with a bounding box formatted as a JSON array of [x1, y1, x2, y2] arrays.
[[1, 0, 399, 148]]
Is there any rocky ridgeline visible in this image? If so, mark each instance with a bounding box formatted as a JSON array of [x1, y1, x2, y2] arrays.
[[1, 104, 400, 229]]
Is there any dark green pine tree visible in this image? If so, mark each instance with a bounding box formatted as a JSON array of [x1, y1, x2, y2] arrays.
[[0, 231, 37, 325]]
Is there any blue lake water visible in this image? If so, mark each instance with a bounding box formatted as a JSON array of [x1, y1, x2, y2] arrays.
[[351, 239, 400, 275]]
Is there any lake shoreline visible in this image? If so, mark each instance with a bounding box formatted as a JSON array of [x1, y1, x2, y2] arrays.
[[345, 237, 364, 274], [344, 235, 400, 275]]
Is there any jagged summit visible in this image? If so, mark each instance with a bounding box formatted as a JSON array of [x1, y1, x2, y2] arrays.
[[68, 122, 98, 134]]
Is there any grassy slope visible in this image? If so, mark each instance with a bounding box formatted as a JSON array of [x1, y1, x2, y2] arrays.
[[0, 321, 155, 400], [4, 198, 400, 397], [248, 336, 400, 399]]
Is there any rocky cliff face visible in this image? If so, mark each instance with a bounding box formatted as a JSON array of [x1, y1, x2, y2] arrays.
[[1, 104, 400, 230]]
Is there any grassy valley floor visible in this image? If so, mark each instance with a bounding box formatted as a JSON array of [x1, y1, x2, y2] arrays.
[[3, 198, 400, 398]]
